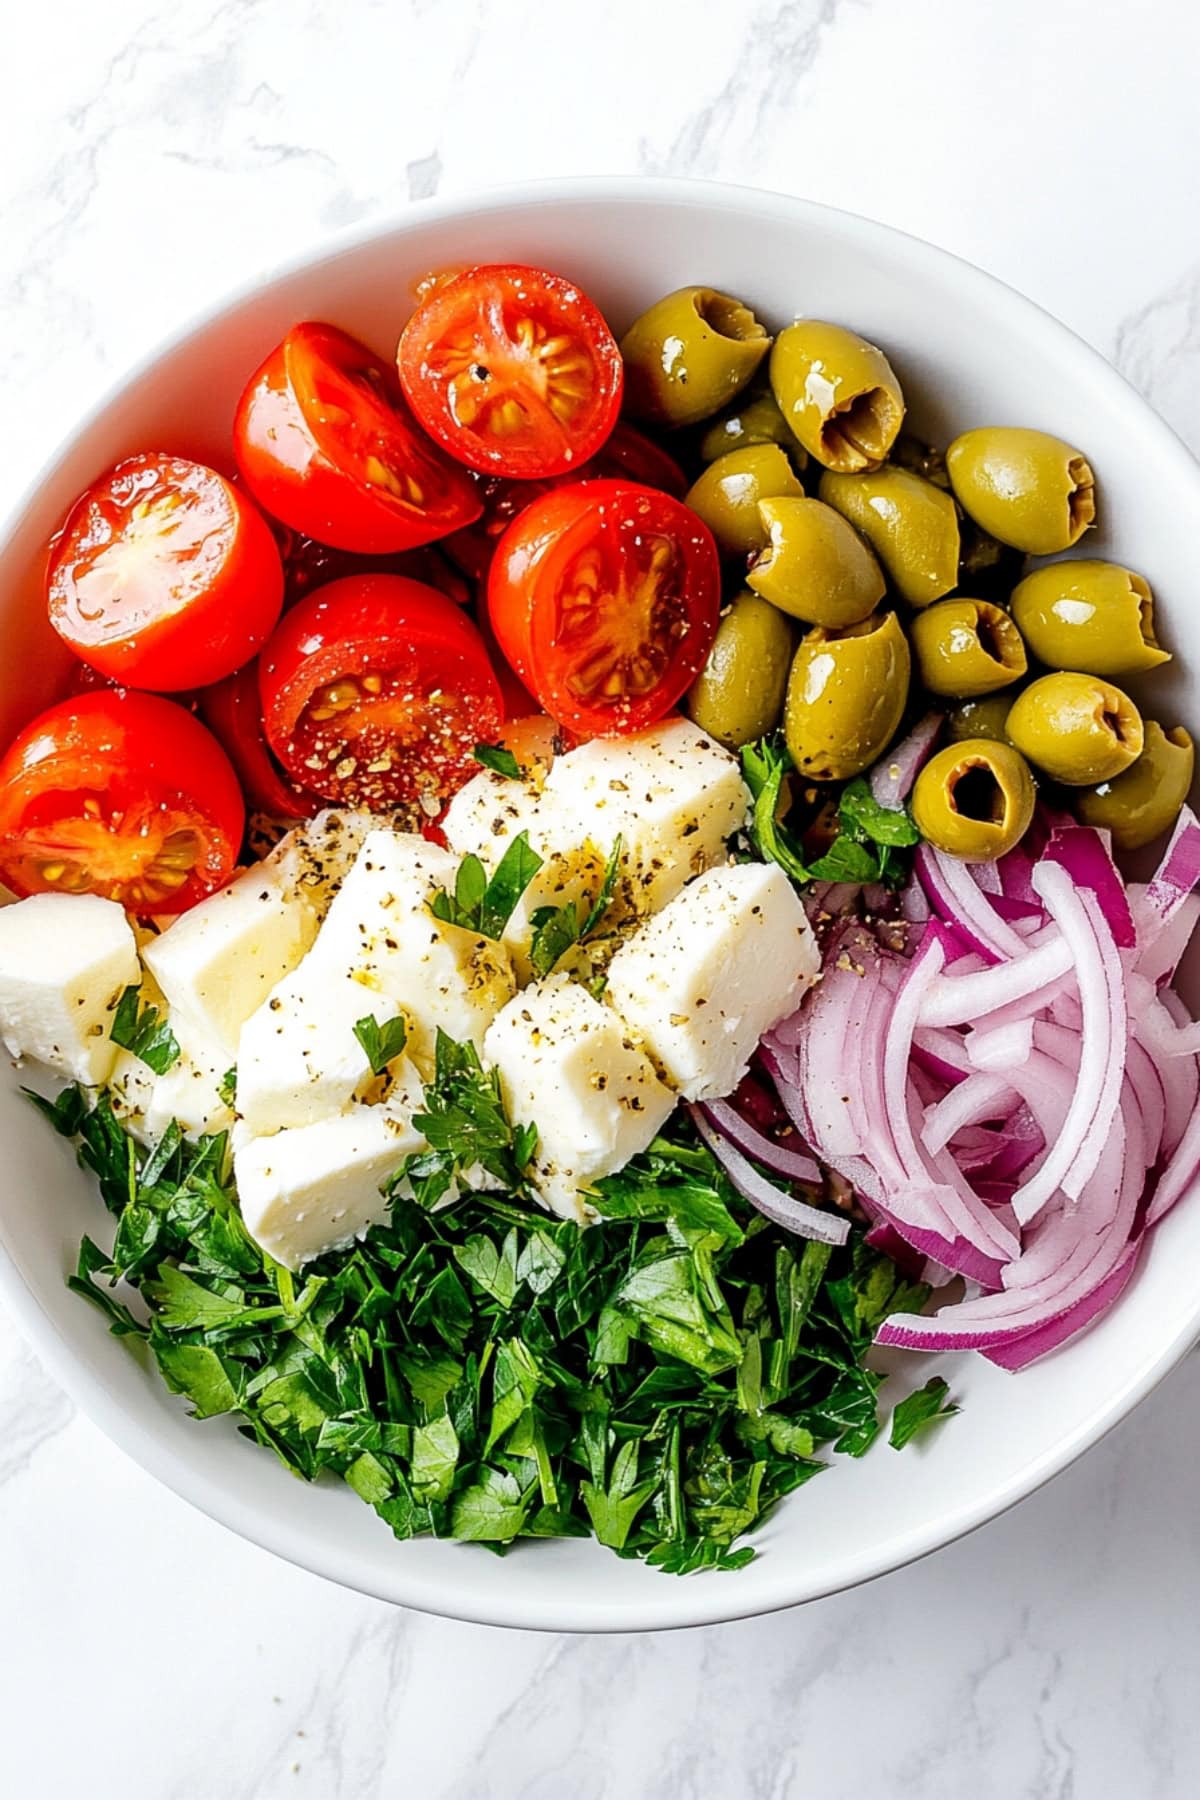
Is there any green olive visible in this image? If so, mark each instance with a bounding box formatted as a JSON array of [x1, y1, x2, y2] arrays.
[[686, 590, 795, 750], [1077, 722, 1195, 851], [945, 427, 1096, 555], [620, 287, 771, 428], [909, 598, 1027, 698], [818, 466, 960, 608], [684, 444, 804, 556], [1006, 671, 1143, 785], [769, 321, 905, 472], [784, 611, 911, 781], [1009, 559, 1169, 677], [699, 391, 808, 467], [911, 740, 1036, 861], [946, 694, 1015, 745], [746, 496, 885, 626]]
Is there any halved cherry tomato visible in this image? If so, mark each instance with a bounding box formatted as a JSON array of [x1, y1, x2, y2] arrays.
[[0, 690, 244, 914], [276, 525, 472, 608], [487, 480, 721, 737], [46, 453, 283, 692], [234, 323, 483, 555], [259, 575, 504, 811], [397, 265, 623, 480], [442, 424, 688, 584], [199, 663, 320, 821]]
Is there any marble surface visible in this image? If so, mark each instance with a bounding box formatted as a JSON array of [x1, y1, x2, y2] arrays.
[[3, 0, 1200, 1792]]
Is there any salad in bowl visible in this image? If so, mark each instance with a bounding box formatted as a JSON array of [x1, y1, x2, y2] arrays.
[[1, 184, 1198, 1628]]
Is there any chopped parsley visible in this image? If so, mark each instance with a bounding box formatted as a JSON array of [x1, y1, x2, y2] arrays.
[[431, 832, 543, 941], [528, 835, 624, 979], [741, 740, 920, 889], [473, 743, 522, 780], [352, 1013, 409, 1076], [109, 985, 181, 1075]]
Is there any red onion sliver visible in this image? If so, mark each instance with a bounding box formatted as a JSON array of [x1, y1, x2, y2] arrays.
[[699, 1098, 822, 1184], [688, 1105, 849, 1245], [869, 710, 944, 809]]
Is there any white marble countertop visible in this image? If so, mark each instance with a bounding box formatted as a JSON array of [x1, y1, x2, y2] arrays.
[[4, 1, 1200, 1793]]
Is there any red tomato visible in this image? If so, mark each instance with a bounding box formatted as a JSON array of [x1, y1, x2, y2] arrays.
[[259, 575, 504, 811], [0, 690, 244, 915], [442, 425, 688, 584], [397, 265, 623, 480], [46, 453, 283, 691], [487, 480, 721, 737], [277, 526, 472, 608], [234, 322, 483, 555], [199, 663, 320, 821]]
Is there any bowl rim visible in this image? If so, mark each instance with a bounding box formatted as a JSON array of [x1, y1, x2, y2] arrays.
[[3, 173, 1200, 1633]]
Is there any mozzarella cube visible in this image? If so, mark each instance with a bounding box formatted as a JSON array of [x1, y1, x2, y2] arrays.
[[145, 1027, 236, 1143], [604, 862, 819, 1101], [237, 957, 410, 1135], [234, 1079, 426, 1268], [264, 807, 378, 915], [0, 893, 138, 1085], [314, 830, 515, 1071], [543, 718, 751, 917], [144, 862, 320, 1061], [483, 974, 675, 1220], [107, 1048, 158, 1140]]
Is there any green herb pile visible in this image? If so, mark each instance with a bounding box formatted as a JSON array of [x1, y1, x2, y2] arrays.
[[36, 1078, 954, 1575], [742, 737, 920, 888]]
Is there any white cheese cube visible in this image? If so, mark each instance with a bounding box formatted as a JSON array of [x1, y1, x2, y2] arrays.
[[145, 1027, 236, 1143], [314, 830, 515, 1072], [264, 807, 378, 915], [543, 718, 751, 917], [0, 893, 138, 1086], [483, 974, 675, 1221], [144, 861, 320, 1061], [237, 958, 410, 1135], [234, 1079, 426, 1269], [604, 862, 819, 1101], [107, 1048, 158, 1141]]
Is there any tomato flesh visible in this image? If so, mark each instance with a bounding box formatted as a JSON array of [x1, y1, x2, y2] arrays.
[[235, 323, 483, 555], [398, 265, 624, 480], [260, 574, 504, 811], [487, 480, 720, 737], [198, 663, 320, 821], [47, 453, 283, 691], [0, 691, 244, 914]]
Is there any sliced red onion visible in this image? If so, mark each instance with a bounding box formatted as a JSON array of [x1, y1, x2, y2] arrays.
[[966, 1019, 1035, 1071], [698, 1098, 822, 1184], [922, 1072, 1017, 1157], [983, 1246, 1140, 1371], [916, 845, 1030, 963], [869, 711, 944, 809], [918, 932, 1073, 1029], [688, 1104, 849, 1245], [1043, 825, 1137, 948], [1143, 806, 1200, 923]]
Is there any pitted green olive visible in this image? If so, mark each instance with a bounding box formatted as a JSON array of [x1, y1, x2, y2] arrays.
[[1010, 560, 1170, 677], [945, 427, 1096, 555], [746, 496, 885, 626], [620, 287, 771, 428], [911, 740, 1036, 861], [818, 466, 960, 608], [1077, 722, 1195, 851], [686, 590, 795, 750], [946, 694, 1015, 745], [784, 611, 911, 781], [684, 444, 804, 556], [699, 391, 808, 467], [910, 599, 1027, 698], [1006, 671, 1143, 785], [769, 321, 904, 472]]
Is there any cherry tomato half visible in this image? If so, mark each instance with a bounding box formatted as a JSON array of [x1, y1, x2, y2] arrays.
[[259, 574, 504, 811], [0, 690, 244, 914], [46, 453, 284, 691], [487, 480, 721, 737], [442, 424, 688, 584], [199, 663, 320, 821], [276, 525, 472, 609], [234, 322, 483, 555], [397, 264, 624, 480]]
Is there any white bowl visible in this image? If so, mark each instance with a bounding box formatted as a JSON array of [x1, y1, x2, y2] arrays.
[[2, 178, 1198, 1633]]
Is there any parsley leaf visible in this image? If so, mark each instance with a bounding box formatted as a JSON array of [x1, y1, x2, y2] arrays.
[[404, 1030, 539, 1202], [218, 1067, 238, 1108], [473, 742, 522, 780], [431, 832, 543, 941], [889, 1376, 959, 1450], [110, 985, 181, 1074], [838, 776, 921, 848], [741, 739, 921, 891], [528, 835, 623, 978], [352, 1012, 409, 1076]]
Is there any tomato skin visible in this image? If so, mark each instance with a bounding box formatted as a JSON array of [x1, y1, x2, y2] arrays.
[[259, 574, 504, 810], [596, 422, 688, 498], [0, 690, 245, 915], [198, 663, 320, 821], [488, 479, 721, 738], [277, 526, 472, 608], [397, 265, 624, 480], [234, 322, 483, 555], [46, 454, 284, 691]]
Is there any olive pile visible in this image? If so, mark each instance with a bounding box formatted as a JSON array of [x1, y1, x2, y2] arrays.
[[619, 288, 1193, 860]]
